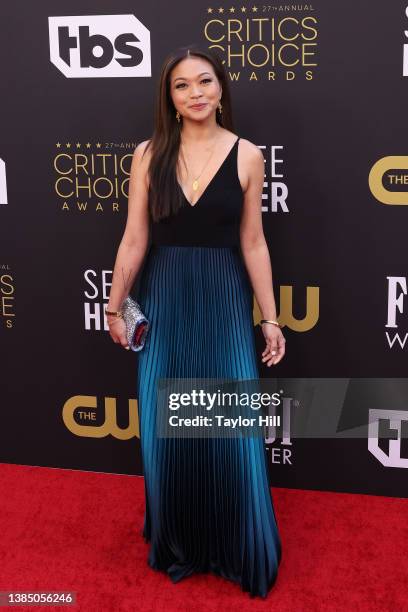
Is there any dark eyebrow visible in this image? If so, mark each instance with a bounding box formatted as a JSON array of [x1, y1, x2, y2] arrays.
[[173, 72, 212, 83]]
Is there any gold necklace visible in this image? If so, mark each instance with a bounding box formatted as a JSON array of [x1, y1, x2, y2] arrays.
[[180, 134, 220, 194]]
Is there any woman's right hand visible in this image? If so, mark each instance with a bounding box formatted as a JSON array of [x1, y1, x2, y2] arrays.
[[107, 316, 130, 350]]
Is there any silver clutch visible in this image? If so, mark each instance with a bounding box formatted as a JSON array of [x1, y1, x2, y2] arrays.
[[120, 296, 150, 352]]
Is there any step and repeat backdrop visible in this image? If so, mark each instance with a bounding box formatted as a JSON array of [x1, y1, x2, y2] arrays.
[[1, 1, 407, 497]]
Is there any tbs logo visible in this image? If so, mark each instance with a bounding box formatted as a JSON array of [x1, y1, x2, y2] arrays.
[[48, 14, 151, 78]]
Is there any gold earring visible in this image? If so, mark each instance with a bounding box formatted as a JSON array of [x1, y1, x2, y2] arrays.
[[176, 111, 180, 123], [218, 101, 222, 114]]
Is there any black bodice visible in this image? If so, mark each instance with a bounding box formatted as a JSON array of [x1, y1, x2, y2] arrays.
[[149, 137, 243, 248]]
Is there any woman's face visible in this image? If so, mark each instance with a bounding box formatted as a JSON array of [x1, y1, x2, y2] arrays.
[[169, 57, 222, 122]]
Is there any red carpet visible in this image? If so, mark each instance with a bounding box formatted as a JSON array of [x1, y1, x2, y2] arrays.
[[0, 462, 406, 612]]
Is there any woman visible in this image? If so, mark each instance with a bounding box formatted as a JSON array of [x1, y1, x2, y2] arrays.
[[106, 45, 286, 598]]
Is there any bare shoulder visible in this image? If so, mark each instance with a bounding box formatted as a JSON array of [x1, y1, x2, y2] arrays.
[[238, 137, 263, 161], [133, 138, 152, 164], [131, 138, 153, 188], [237, 137, 264, 193]]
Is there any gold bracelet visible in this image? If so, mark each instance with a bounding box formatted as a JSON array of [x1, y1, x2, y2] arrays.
[[105, 307, 122, 318], [260, 319, 281, 328]]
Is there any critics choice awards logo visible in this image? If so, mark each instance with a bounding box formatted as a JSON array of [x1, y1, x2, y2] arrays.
[[53, 141, 136, 213], [203, 4, 318, 81], [0, 264, 15, 329]]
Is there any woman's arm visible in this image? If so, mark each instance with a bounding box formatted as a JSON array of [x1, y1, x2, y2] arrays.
[[107, 140, 151, 311], [239, 140, 277, 321], [239, 140, 285, 366]]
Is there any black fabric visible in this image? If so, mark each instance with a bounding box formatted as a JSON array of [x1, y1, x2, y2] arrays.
[[150, 137, 243, 247]]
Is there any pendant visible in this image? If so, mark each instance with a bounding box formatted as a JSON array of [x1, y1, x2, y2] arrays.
[[192, 179, 199, 191]]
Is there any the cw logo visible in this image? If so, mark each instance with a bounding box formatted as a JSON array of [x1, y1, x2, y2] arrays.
[[253, 285, 319, 331], [368, 156, 408, 205], [63, 395, 139, 439]]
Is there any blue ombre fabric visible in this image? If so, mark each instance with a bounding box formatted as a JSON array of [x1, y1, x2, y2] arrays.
[[135, 137, 282, 598]]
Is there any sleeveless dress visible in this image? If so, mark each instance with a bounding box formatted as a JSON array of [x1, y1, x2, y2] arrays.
[[136, 136, 282, 598]]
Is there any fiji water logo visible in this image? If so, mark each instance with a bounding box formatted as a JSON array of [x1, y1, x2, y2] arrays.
[[386, 276, 408, 349]]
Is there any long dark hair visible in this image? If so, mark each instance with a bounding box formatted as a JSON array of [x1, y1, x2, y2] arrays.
[[143, 44, 235, 222]]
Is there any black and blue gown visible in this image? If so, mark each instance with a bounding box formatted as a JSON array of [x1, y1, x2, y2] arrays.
[[136, 136, 282, 598]]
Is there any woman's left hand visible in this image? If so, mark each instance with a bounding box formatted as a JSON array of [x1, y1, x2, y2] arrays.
[[261, 323, 286, 366]]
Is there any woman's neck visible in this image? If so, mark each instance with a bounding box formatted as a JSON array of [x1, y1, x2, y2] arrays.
[[179, 121, 223, 145]]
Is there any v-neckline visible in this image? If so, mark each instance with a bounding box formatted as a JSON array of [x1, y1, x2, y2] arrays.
[[177, 136, 240, 208]]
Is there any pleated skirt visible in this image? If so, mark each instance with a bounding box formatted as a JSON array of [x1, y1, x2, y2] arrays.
[[136, 245, 282, 598]]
